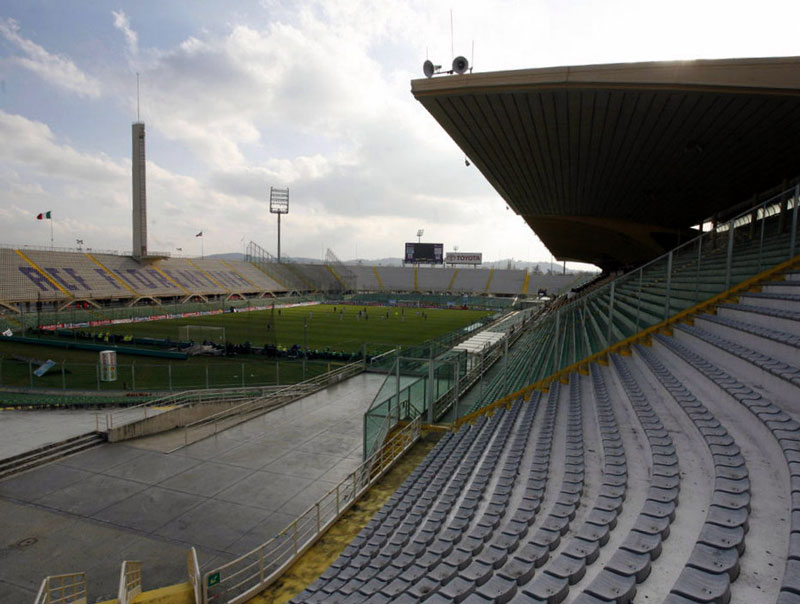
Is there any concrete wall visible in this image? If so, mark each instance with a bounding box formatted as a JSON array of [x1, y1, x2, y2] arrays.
[[106, 400, 243, 442]]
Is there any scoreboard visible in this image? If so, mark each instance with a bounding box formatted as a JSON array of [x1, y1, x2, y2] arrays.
[[405, 242, 444, 264]]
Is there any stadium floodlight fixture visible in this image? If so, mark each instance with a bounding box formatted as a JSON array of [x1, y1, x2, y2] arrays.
[[269, 187, 290, 214], [417, 228, 424, 243], [269, 187, 290, 262]]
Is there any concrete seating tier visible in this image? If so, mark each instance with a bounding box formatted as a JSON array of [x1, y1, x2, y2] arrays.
[[380, 267, 415, 292], [221, 259, 287, 291], [416, 267, 458, 293], [349, 265, 383, 291], [295, 268, 800, 602], [451, 268, 492, 294], [0, 248, 107, 303], [0, 248, 292, 306], [489, 270, 526, 296], [293, 263, 343, 291]]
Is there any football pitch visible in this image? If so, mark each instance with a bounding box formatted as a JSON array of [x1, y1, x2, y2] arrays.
[[102, 304, 494, 352], [0, 304, 494, 394]]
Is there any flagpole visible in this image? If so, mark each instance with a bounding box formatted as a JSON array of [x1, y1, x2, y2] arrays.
[[50, 217, 53, 250], [201, 232, 204, 259]]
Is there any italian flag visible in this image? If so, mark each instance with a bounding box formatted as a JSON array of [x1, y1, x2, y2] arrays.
[[37, 211, 52, 220]]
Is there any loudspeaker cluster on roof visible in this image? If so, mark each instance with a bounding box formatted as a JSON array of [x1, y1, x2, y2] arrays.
[[423, 56, 470, 78]]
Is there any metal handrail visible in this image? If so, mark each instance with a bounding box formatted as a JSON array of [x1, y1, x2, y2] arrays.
[[105, 356, 361, 431], [457, 182, 799, 425], [105, 384, 284, 429], [180, 361, 364, 447], [187, 548, 202, 604], [33, 572, 87, 604], [203, 416, 422, 604], [1, 242, 124, 255], [117, 560, 142, 604]]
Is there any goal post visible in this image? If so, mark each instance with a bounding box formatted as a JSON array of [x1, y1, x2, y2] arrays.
[[178, 325, 226, 345]]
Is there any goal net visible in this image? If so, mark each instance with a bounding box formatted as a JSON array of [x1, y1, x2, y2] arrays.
[[178, 325, 226, 345]]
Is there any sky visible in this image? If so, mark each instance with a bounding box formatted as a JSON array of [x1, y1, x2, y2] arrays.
[[1, 1, 799, 268]]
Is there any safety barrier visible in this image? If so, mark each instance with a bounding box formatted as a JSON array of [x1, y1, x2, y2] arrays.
[[457, 182, 799, 420], [117, 560, 142, 604], [188, 547, 202, 604], [455, 250, 800, 431], [104, 360, 365, 446], [0, 355, 335, 395], [105, 384, 286, 430], [203, 416, 422, 604], [33, 572, 86, 604]]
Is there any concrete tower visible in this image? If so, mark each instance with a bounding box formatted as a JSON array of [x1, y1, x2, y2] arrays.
[[132, 122, 147, 259]]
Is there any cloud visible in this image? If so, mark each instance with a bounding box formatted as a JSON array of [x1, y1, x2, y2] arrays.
[[112, 10, 138, 58], [0, 110, 125, 184], [3, 3, 613, 263], [0, 18, 102, 98]]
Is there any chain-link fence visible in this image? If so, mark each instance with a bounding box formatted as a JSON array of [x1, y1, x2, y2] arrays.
[[0, 357, 338, 392]]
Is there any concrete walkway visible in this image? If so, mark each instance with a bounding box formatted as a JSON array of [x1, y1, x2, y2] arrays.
[[0, 407, 137, 459], [0, 372, 385, 603]]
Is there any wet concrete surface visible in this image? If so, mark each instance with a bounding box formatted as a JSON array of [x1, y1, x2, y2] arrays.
[[0, 372, 385, 602]]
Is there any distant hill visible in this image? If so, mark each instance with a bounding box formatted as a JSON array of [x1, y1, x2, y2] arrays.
[[206, 253, 598, 275], [206, 252, 245, 261]]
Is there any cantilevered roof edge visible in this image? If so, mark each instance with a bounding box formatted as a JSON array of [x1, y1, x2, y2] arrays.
[[411, 55, 800, 97]]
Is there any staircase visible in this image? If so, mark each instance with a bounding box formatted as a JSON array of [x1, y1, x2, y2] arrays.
[[0, 432, 105, 480]]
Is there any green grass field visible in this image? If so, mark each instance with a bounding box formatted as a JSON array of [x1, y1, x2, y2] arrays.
[[77, 304, 492, 352], [0, 304, 493, 393]]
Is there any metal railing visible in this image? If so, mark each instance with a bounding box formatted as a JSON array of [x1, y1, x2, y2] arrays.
[[363, 310, 532, 457], [188, 548, 202, 604], [460, 181, 800, 421], [179, 361, 362, 447], [203, 415, 422, 604], [103, 360, 365, 446], [543, 183, 799, 367], [33, 572, 87, 604], [1, 242, 125, 256], [117, 560, 142, 604], [105, 384, 287, 430]]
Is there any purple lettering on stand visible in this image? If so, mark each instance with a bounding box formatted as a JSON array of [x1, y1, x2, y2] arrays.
[[46, 268, 78, 291], [216, 271, 239, 287], [19, 266, 57, 291], [113, 270, 138, 288], [125, 269, 157, 289], [95, 269, 122, 289], [219, 271, 242, 287], [207, 271, 228, 286], [227, 271, 251, 287], [177, 270, 204, 288], [145, 269, 174, 289], [162, 269, 186, 287], [196, 271, 218, 288], [63, 268, 90, 290]]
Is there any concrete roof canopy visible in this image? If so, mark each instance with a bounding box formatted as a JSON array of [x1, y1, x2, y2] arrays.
[[411, 56, 800, 271]]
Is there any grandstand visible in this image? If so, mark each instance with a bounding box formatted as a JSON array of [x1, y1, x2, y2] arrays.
[[8, 54, 800, 604], [277, 56, 800, 604], [0, 246, 288, 310], [0, 248, 577, 315], [288, 187, 800, 603]]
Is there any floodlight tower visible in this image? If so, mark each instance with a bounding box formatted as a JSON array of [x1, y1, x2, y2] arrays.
[[417, 229, 424, 243], [269, 187, 290, 262], [132, 122, 147, 259]]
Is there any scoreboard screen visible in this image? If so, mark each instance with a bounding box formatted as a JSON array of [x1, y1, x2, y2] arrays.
[[405, 242, 444, 264]]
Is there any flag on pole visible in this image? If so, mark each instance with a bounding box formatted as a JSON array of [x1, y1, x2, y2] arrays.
[[196, 231, 203, 237], [36, 211, 52, 220]]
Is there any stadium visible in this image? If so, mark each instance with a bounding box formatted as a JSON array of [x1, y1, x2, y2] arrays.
[[1, 50, 799, 604]]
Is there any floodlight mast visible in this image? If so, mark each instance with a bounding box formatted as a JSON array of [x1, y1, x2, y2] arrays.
[[269, 187, 290, 262], [417, 228, 424, 243]]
